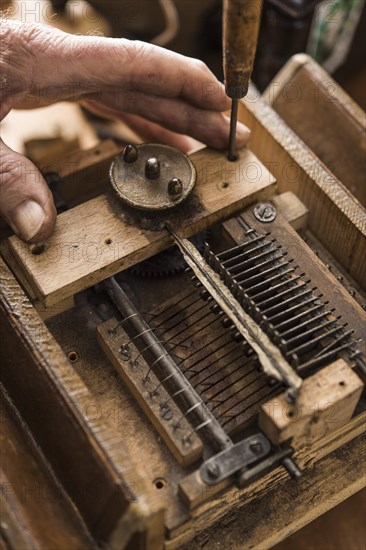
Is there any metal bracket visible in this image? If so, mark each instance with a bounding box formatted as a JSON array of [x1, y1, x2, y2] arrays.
[[200, 433, 271, 485]]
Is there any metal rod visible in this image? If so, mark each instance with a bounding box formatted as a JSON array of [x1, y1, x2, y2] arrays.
[[102, 276, 232, 451], [228, 98, 239, 161], [227, 246, 281, 274], [265, 296, 319, 323], [290, 325, 346, 357], [284, 318, 338, 349], [297, 343, 353, 373], [238, 261, 294, 287], [238, 215, 257, 238], [273, 302, 326, 331], [221, 240, 275, 267], [256, 281, 308, 309], [261, 288, 316, 315], [279, 310, 334, 338], [250, 275, 301, 301], [245, 267, 295, 294], [232, 253, 286, 280], [217, 234, 269, 260]]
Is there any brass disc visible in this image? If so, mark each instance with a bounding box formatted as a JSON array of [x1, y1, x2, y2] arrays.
[[109, 143, 196, 211]]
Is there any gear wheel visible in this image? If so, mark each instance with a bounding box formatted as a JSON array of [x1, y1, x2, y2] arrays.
[[130, 232, 208, 277]]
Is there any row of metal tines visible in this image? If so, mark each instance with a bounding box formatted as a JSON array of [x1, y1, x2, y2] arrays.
[[195, 226, 362, 376]]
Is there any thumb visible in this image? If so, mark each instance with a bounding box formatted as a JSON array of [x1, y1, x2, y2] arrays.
[[0, 140, 56, 242]]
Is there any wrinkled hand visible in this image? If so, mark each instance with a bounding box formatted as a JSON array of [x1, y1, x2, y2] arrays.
[[0, 20, 250, 242]]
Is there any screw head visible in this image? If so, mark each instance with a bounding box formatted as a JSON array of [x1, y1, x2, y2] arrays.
[[160, 404, 173, 421], [123, 144, 138, 163], [254, 202, 277, 223], [145, 157, 160, 180], [249, 440, 263, 454], [168, 177, 183, 198], [120, 344, 131, 361], [206, 461, 220, 479]]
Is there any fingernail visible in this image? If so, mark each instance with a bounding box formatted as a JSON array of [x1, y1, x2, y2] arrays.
[[10, 200, 45, 241]]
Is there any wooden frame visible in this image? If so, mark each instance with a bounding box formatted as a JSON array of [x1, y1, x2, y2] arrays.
[[240, 83, 366, 289]]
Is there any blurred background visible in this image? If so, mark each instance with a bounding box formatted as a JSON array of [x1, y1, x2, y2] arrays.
[[2, 0, 364, 103]]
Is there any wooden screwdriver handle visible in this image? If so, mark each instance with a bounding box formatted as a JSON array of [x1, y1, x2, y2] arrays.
[[223, 0, 263, 99]]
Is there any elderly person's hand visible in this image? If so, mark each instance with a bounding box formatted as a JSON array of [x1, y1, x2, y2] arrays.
[[0, 20, 250, 243]]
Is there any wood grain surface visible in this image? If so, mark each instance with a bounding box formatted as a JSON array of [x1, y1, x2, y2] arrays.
[[1, 146, 275, 307], [259, 359, 364, 446], [239, 85, 366, 289], [0, 257, 164, 547]]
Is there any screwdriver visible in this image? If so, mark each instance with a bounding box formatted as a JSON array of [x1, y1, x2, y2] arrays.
[[223, 0, 263, 161]]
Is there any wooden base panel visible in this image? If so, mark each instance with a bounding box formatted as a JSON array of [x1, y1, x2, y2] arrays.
[[1, 146, 275, 307], [97, 318, 203, 468]]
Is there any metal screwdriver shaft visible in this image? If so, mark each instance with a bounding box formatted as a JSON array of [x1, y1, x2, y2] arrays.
[[228, 98, 239, 161]]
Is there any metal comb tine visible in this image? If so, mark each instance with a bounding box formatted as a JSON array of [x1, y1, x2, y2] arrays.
[[273, 302, 327, 330], [265, 296, 319, 323], [313, 328, 354, 358], [289, 325, 345, 357], [227, 246, 283, 275], [261, 288, 317, 316], [221, 240, 276, 267], [250, 275, 303, 302], [221, 241, 274, 268], [297, 343, 354, 373], [236, 259, 293, 286], [231, 254, 286, 281], [280, 309, 336, 338], [245, 267, 296, 294], [217, 234, 269, 260], [255, 281, 308, 309], [281, 318, 339, 352]]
